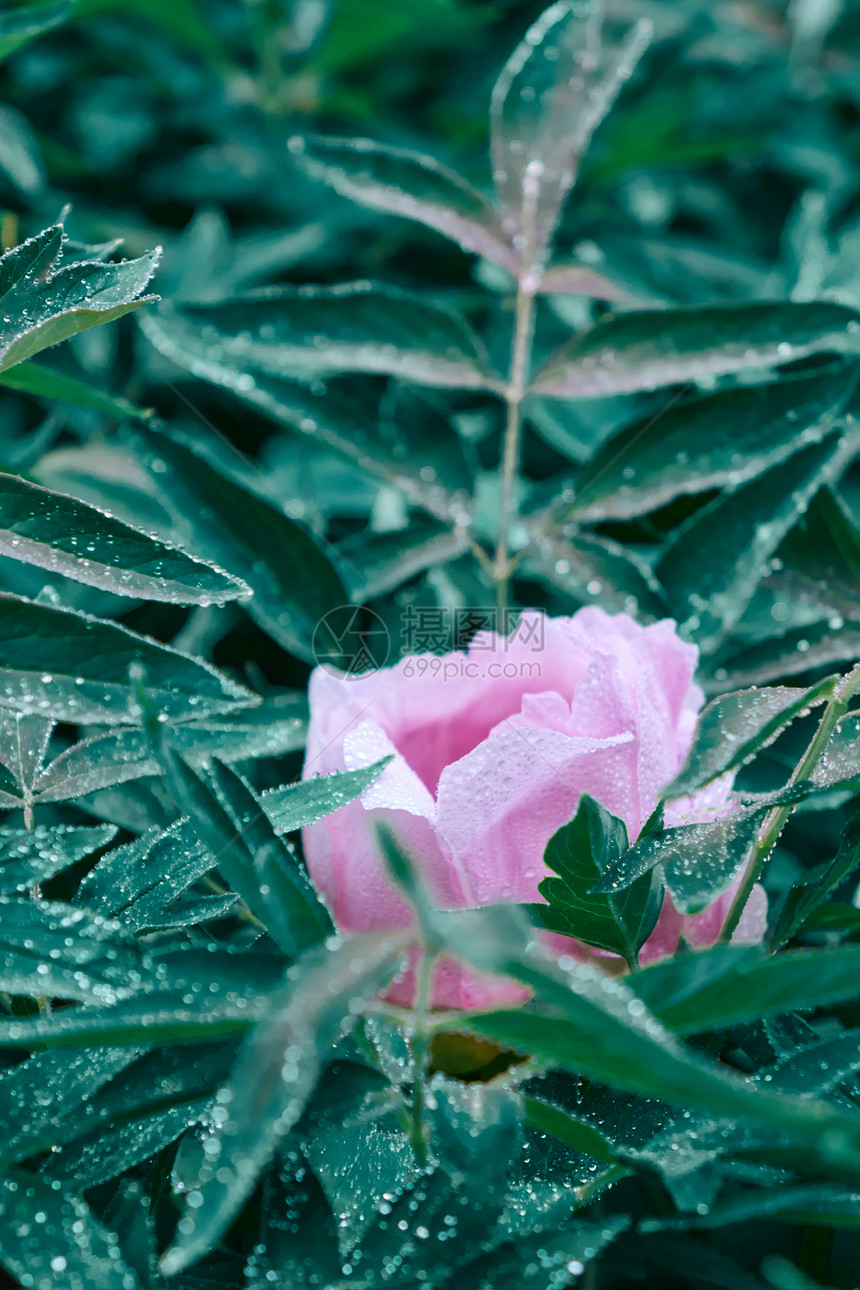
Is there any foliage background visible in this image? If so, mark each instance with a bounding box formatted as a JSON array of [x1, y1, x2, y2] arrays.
[[3, 0, 860, 1288]]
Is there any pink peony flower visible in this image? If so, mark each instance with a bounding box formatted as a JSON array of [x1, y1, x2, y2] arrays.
[[302, 608, 766, 1007]]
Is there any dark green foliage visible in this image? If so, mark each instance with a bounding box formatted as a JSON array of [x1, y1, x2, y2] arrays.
[[1, 1, 860, 1288]]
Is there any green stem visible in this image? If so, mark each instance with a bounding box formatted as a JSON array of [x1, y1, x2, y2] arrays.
[[493, 177, 541, 615], [409, 949, 434, 1167], [720, 660, 860, 942]]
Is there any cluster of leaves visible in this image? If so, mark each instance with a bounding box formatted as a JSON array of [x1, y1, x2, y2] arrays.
[[1, 1, 860, 1288]]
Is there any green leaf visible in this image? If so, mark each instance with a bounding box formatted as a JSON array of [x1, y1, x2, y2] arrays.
[[0, 593, 257, 724], [643, 1182, 860, 1232], [208, 757, 334, 949], [431, 1077, 524, 1195], [289, 134, 515, 269], [0, 822, 116, 893], [262, 760, 392, 833], [666, 676, 836, 798], [339, 518, 470, 602], [0, 471, 250, 604], [812, 713, 860, 788], [458, 1218, 629, 1290], [0, 104, 44, 195], [0, 895, 150, 1002], [532, 302, 860, 398], [752, 1028, 860, 1098], [0, 226, 160, 373], [0, 947, 283, 1049], [631, 943, 860, 1033], [147, 719, 332, 957], [593, 809, 763, 914], [159, 931, 408, 1277], [439, 908, 860, 1161], [0, 360, 153, 420], [0, 993, 263, 1049], [140, 317, 468, 520], [43, 1044, 232, 1189], [535, 794, 660, 964], [522, 1094, 621, 1164], [132, 428, 347, 662], [0, 3, 70, 63], [490, 1, 651, 266], [0, 1171, 143, 1290], [143, 282, 497, 390], [523, 529, 667, 619], [657, 430, 855, 652], [0, 1047, 139, 1167], [300, 1067, 416, 1253], [30, 692, 307, 805], [78, 818, 214, 931], [570, 365, 859, 521], [772, 813, 860, 947]]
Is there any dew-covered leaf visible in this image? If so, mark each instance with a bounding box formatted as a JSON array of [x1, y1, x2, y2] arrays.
[[207, 757, 334, 951], [0, 360, 153, 420], [642, 1183, 860, 1233], [0, 822, 116, 893], [159, 931, 408, 1277], [631, 943, 860, 1033], [0, 593, 257, 724], [531, 302, 860, 398], [354, 1079, 525, 1280], [0, 895, 150, 1002], [0, 471, 250, 604], [43, 1044, 232, 1190], [141, 316, 470, 521], [666, 677, 836, 798], [0, 225, 160, 373], [32, 692, 307, 805], [593, 809, 764, 914], [0, 1047, 139, 1167], [145, 282, 497, 390], [49, 1099, 212, 1193], [522, 1093, 621, 1164], [534, 794, 661, 963], [289, 135, 515, 269], [339, 518, 470, 602], [752, 1028, 860, 1099], [0, 945, 284, 1049], [0, 1171, 144, 1290], [431, 1077, 523, 1197], [812, 712, 860, 788], [77, 818, 214, 931], [570, 365, 859, 521], [772, 813, 860, 947], [707, 620, 860, 692], [0, 3, 70, 63], [0, 709, 53, 797], [0, 994, 263, 1049], [132, 428, 347, 662], [458, 1217, 629, 1290], [262, 760, 392, 834], [657, 431, 855, 652], [300, 1071, 416, 1253], [490, 0, 652, 268], [150, 729, 332, 957], [442, 908, 860, 1154], [523, 529, 666, 618]]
